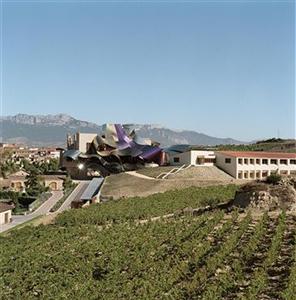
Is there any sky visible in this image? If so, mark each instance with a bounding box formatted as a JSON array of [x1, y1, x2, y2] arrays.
[[1, 0, 295, 141]]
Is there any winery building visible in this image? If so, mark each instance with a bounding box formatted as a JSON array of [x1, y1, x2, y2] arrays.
[[215, 151, 296, 180]]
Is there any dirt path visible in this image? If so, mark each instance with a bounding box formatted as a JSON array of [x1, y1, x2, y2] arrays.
[[125, 171, 155, 180]]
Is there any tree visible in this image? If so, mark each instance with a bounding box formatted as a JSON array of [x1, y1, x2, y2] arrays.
[[21, 159, 39, 174], [48, 158, 59, 172], [37, 158, 60, 174], [63, 175, 74, 190], [25, 170, 48, 197], [0, 161, 19, 178]]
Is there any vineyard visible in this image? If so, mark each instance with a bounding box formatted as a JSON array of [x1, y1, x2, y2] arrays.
[[0, 185, 295, 299]]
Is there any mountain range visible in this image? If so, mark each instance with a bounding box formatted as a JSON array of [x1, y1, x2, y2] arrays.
[[1, 114, 244, 147]]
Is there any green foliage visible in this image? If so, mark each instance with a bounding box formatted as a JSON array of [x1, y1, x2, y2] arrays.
[[216, 139, 295, 153], [25, 170, 48, 197], [56, 185, 238, 226], [282, 234, 296, 300], [266, 173, 282, 185], [21, 158, 59, 175], [63, 175, 74, 190], [20, 159, 39, 174], [255, 138, 284, 144], [244, 211, 287, 300], [0, 184, 293, 299], [0, 160, 19, 178], [0, 190, 21, 211], [38, 158, 59, 173]]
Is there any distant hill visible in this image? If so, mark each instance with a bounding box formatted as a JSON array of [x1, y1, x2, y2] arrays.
[[1, 113, 244, 147], [1, 114, 101, 147], [217, 139, 296, 153]]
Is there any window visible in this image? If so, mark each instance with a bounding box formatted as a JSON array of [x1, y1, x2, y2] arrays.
[[244, 172, 248, 179], [238, 172, 243, 179], [173, 157, 180, 163], [256, 171, 260, 179], [262, 171, 268, 178], [280, 159, 288, 165], [262, 159, 268, 165], [250, 159, 254, 164], [290, 159, 296, 165], [256, 159, 260, 164], [244, 158, 248, 164], [270, 159, 277, 165], [280, 170, 288, 175], [290, 170, 296, 175], [205, 158, 215, 163], [238, 158, 243, 164], [225, 158, 231, 164], [250, 172, 255, 179]]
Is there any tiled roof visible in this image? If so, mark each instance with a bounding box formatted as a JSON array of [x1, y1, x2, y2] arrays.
[[216, 151, 296, 159], [39, 175, 65, 181], [0, 202, 13, 213]]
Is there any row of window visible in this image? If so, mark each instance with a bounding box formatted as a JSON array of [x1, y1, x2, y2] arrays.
[[225, 158, 296, 165], [238, 170, 295, 179], [238, 158, 295, 165]]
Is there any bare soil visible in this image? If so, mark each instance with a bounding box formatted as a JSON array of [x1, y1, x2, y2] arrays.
[[101, 172, 240, 200]]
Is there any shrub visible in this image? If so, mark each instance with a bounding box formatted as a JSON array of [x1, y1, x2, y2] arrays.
[[266, 173, 281, 185]]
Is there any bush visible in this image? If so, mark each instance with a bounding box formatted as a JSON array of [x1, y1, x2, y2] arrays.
[[266, 173, 282, 185], [18, 196, 36, 208]]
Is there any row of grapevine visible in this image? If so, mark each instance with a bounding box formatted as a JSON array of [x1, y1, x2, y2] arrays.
[[55, 185, 238, 226], [1, 211, 228, 299], [200, 212, 269, 299], [165, 210, 239, 298], [177, 213, 252, 299], [1, 181, 294, 300], [282, 233, 296, 300], [243, 212, 287, 300]]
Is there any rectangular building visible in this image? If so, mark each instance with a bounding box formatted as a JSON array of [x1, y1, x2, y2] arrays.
[[0, 203, 13, 225], [169, 150, 216, 166], [215, 151, 296, 179], [67, 132, 98, 153]]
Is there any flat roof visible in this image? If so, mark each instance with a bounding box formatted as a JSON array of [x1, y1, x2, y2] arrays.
[[216, 151, 296, 159], [80, 178, 104, 201]]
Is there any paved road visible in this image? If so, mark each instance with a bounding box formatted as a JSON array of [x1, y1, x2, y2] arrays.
[[0, 181, 91, 233], [57, 181, 90, 213], [0, 191, 63, 233]]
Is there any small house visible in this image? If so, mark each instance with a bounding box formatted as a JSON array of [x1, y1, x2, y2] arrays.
[[0, 202, 13, 225]]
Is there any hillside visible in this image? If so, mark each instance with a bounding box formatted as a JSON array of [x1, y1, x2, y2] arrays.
[[1, 185, 296, 299], [1, 114, 243, 147], [217, 138, 296, 153], [1, 114, 101, 147]]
